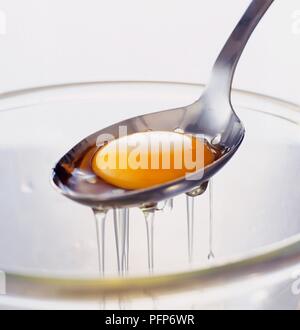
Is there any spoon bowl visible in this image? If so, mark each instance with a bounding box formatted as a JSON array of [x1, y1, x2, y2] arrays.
[[52, 105, 244, 209]]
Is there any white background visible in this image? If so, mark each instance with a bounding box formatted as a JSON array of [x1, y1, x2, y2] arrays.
[[0, 0, 299, 103]]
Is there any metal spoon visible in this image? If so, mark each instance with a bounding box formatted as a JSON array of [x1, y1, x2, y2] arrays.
[[52, 0, 273, 210]]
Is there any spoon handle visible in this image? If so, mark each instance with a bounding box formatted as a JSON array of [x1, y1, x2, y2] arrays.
[[206, 0, 274, 100]]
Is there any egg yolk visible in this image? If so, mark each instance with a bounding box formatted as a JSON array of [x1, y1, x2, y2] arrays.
[[92, 131, 215, 190]]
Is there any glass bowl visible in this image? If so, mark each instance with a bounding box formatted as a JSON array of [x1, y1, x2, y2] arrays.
[[1, 81, 300, 309]]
